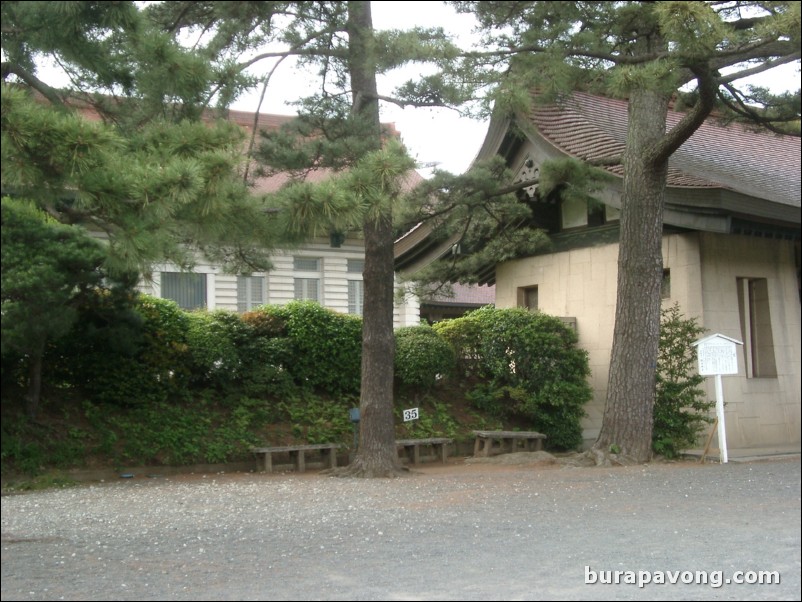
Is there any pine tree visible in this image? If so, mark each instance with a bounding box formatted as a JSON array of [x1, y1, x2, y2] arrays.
[[1, 2, 294, 276], [1, 197, 136, 417], [140, 0, 502, 477]]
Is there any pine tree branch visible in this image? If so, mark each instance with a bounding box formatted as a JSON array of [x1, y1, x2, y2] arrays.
[[650, 66, 719, 166], [369, 92, 462, 110], [1, 63, 65, 106], [586, 156, 623, 167], [719, 51, 802, 85], [718, 84, 801, 136]]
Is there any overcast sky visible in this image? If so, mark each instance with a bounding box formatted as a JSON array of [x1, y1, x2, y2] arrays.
[[31, 1, 800, 178], [228, 1, 488, 177], [229, 0, 801, 178]]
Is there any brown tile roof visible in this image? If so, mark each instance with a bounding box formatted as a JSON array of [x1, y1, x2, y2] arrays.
[[56, 94, 412, 197], [528, 92, 801, 207], [221, 109, 416, 196], [250, 156, 426, 196]]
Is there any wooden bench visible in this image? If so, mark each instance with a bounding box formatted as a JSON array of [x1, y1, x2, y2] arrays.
[[472, 430, 547, 457], [396, 438, 452, 465], [251, 444, 339, 473]]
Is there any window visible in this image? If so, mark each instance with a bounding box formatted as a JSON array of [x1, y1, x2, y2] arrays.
[[561, 198, 588, 229], [347, 259, 365, 315], [737, 277, 777, 378], [161, 272, 207, 310], [347, 258, 365, 274], [517, 285, 539, 311], [293, 256, 321, 302], [560, 198, 614, 230], [294, 257, 321, 272], [348, 280, 364, 315], [294, 278, 320, 302], [237, 276, 265, 312]]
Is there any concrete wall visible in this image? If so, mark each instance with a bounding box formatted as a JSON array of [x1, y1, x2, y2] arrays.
[[495, 231, 801, 449], [697, 233, 801, 448]]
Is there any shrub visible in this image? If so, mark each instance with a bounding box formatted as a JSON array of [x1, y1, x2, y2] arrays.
[[653, 304, 714, 458], [184, 310, 246, 388], [251, 302, 362, 396], [432, 316, 482, 376], [442, 307, 592, 449], [278, 394, 355, 446], [394, 326, 456, 390], [51, 294, 191, 406]]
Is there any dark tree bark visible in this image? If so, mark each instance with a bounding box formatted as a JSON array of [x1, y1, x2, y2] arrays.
[[25, 342, 45, 419], [593, 87, 670, 464], [340, 0, 404, 477]]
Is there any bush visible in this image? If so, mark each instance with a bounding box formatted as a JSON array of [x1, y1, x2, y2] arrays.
[[432, 316, 482, 376], [653, 304, 714, 458], [50, 294, 191, 406], [185, 310, 247, 388], [440, 307, 592, 449], [394, 326, 456, 390], [252, 302, 362, 396]]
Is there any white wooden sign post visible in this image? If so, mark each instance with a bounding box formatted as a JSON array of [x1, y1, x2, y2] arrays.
[[692, 334, 743, 464]]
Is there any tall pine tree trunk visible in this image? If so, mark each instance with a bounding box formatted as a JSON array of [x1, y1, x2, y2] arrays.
[[342, 0, 403, 476], [593, 88, 670, 464], [25, 341, 45, 419]]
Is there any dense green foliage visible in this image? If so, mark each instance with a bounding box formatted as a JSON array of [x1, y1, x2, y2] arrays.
[[2, 299, 715, 475], [0, 197, 140, 416], [257, 302, 364, 396], [394, 326, 457, 390], [51, 295, 192, 407], [653, 304, 714, 458], [1, 298, 595, 475], [436, 307, 592, 449]]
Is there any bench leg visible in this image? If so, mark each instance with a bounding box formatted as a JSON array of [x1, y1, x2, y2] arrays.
[[263, 452, 273, 473], [535, 438, 543, 451], [328, 447, 337, 469], [412, 445, 420, 465], [297, 450, 306, 473], [439, 443, 448, 464], [474, 438, 482, 456]]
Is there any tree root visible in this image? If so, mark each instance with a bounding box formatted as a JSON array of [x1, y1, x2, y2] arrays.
[[584, 448, 641, 467]]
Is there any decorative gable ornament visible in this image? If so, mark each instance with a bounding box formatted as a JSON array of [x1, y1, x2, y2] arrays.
[[513, 155, 539, 200]]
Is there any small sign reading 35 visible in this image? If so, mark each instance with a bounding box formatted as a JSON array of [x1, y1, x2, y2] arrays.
[[403, 408, 419, 422]]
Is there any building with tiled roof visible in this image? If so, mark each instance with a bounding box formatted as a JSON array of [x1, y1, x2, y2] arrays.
[[401, 90, 801, 452], [52, 97, 424, 326], [135, 108, 423, 327]]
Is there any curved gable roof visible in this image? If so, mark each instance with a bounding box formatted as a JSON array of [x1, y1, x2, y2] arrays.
[[528, 92, 800, 207]]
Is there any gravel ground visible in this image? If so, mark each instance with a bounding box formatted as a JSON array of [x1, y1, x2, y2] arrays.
[[2, 456, 800, 601]]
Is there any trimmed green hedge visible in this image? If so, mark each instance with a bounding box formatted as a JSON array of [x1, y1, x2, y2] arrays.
[[436, 307, 592, 449], [394, 325, 456, 390]]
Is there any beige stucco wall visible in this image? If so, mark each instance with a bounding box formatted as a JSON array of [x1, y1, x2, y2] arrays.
[[697, 233, 801, 449], [495, 231, 801, 450]]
